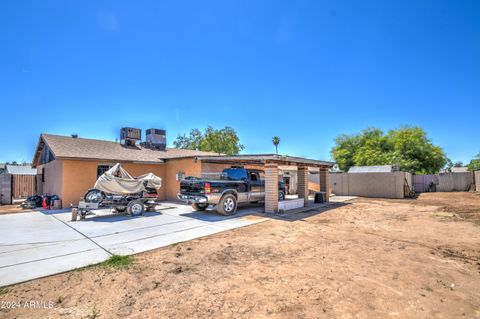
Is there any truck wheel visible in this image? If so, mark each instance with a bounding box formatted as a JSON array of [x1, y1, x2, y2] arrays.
[[127, 200, 144, 216], [192, 203, 208, 211], [279, 191, 285, 201], [217, 194, 237, 215]]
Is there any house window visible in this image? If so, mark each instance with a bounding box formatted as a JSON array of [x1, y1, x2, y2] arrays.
[[41, 168, 45, 183], [97, 165, 113, 178], [176, 171, 185, 181]]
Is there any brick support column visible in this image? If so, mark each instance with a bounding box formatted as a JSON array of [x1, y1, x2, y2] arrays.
[[265, 163, 279, 213], [320, 168, 330, 202], [297, 166, 309, 207]]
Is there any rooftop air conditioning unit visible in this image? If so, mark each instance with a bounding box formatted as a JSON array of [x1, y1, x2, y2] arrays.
[[145, 129, 166, 151]]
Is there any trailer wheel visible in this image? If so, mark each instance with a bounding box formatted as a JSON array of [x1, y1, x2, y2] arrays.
[[216, 194, 237, 215], [127, 200, 144, 216], [192, 203, 208, 211]]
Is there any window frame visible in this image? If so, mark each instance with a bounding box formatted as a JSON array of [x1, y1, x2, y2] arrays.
[[97, 164, 114, 179]]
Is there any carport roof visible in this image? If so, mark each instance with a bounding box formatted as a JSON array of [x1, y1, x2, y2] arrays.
[[195, 154, 334, 168]]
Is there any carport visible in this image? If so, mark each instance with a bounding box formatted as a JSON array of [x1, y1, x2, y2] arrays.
[[195, 155, 334, 213]]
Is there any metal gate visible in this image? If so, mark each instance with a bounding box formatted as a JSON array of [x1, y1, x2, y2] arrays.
[[412, 174, 438, 193]]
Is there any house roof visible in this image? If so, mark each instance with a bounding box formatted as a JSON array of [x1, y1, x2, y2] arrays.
[[348, 165, 395, 173], [34, 134, 218, 165], [5, 165, 37, 175], [440, 166, 470, 173], [196, 154, 334, 168]]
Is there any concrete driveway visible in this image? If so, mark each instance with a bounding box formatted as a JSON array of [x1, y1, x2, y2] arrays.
[[0, 203, 266, 286]]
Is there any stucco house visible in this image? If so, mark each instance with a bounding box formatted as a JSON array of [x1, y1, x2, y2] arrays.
[[32, 132, 332, 212], [32, 133, 219, 208]]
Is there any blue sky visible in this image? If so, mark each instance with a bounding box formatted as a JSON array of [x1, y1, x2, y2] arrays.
[[1, 0, 479, 164]]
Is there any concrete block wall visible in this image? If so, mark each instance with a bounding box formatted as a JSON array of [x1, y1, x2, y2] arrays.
[[329, 172, 408, 199], [475, 171, 480, 192], [437, 172, 473, 192]]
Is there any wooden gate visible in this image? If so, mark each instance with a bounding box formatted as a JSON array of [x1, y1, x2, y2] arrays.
[[12, 175, 36, 199], [412, 174, 438, 193]]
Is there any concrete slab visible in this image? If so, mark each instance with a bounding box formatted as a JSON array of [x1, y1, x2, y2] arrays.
[[0, 212, 110, 286], [0, 202, 267, 286], [330, 196, 358, 202]]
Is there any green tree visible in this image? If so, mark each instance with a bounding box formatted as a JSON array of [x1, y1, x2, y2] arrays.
[[444, 158, 454, 172], [173, 126, 244, 155], [272, 136, 280, 154], [467, 152, 480, 171], [331, 126, 447, 174], [173, 128, 203, 150]]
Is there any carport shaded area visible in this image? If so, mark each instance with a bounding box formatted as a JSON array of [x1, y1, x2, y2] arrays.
[[196, 154, 334, 213]]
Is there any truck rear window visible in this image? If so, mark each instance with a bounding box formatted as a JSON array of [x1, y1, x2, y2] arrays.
[[223, 168, 247, 180]]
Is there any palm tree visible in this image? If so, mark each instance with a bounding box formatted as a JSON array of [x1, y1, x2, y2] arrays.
[[272, 136, 280, 154]]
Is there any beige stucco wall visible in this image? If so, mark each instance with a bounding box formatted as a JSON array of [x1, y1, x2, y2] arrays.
[[329, 172, 409, 199], [37, 160, 63, 198], [201, 162, 231, 173], [60, 160, 166, 208], [163, 158, 202, 201], [330, 173, 349, 196]]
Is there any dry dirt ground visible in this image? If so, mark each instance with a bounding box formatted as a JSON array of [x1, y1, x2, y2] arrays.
[[1, 192, 479, 319], [0, 205, 25, 215]]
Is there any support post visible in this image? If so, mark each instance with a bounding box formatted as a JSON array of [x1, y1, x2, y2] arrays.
[[319, 168, 330, 202], [265, 163, 279, 213], [297, 166, 309, 206]]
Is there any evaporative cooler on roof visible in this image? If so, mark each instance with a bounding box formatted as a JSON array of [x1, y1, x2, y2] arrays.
[[120, 127, 142, 146], [145, 129, 166, 151]]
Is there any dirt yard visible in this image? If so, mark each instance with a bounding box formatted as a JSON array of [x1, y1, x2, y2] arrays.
[[0, 204, 26, 215], [1, 192, 479, 318]]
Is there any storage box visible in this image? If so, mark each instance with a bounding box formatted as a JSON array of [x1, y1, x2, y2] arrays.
[[52, 199, 62, 209]]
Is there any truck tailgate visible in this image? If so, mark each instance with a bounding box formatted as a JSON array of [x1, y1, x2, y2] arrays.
[[180, 180, 205, 193]]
